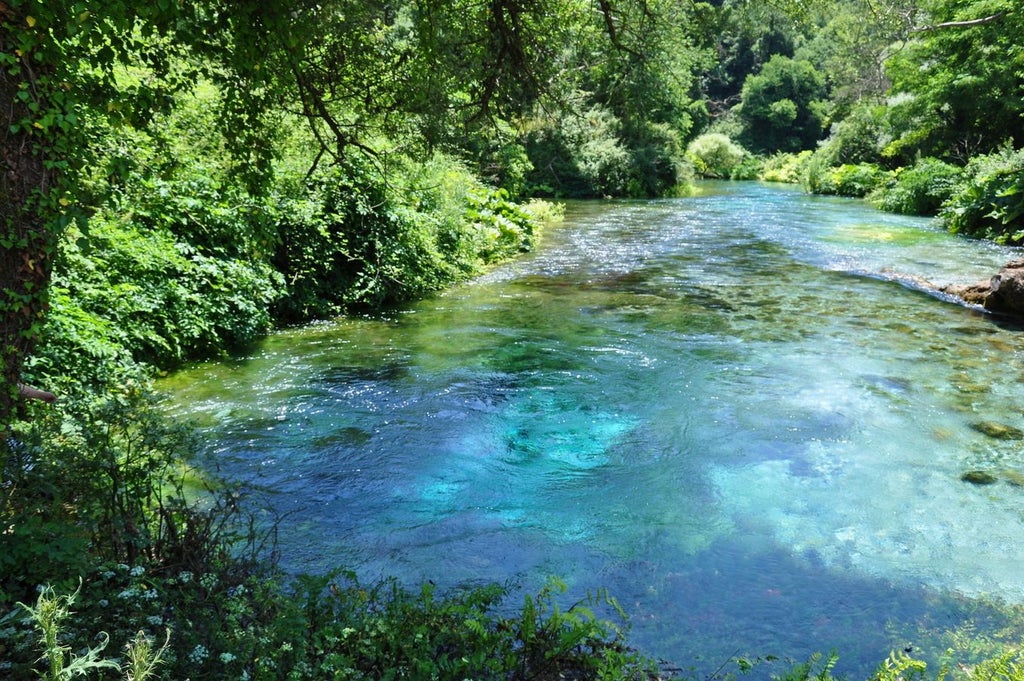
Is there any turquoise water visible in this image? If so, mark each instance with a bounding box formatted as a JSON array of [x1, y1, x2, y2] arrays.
[[163, 182, 1024, 677]]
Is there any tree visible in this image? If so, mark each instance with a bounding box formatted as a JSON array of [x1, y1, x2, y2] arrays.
[[2, 0, 683, 425], [884, 0, 1024, 162], [794, 0, 912, 116], [737, 54, 828, 153], [0, 1, 204, 424], [694, 0, 799, 116]]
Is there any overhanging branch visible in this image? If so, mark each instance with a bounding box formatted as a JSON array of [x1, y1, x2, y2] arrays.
[[911, 10, 1006, 32]]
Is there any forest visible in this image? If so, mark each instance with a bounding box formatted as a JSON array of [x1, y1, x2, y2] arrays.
[[2, 0, 1024, 678]]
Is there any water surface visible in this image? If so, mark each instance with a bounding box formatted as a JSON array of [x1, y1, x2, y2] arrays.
[[164, 182, 1024, 678]]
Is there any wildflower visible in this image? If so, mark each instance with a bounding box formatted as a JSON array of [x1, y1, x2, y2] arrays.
[[220, 652, 237, 664], [189, 644, 210, 664], [117, 587, 139, 600]]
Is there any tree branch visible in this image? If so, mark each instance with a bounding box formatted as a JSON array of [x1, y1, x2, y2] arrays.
[[18, 382, 56, 404], [911, 11, 1006, 32], [597, 0, 643, 60]]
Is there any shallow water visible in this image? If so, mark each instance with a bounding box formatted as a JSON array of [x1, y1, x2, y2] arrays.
[[163, 182, 1024, 677]]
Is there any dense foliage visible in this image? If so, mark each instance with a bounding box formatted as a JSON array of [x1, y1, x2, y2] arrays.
[[5, 0, 1024, 678]]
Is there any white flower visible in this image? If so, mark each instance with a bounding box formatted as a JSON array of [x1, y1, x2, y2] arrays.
[[188, 645, 210, 664], [220, 652, 236, 664], [129, 565, 146, 577]]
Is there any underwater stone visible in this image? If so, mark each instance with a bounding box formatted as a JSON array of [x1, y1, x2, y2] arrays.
[[970, 421, 1024, 440], [961, 470, 998, 485], [1001, 470, 1024, 487]]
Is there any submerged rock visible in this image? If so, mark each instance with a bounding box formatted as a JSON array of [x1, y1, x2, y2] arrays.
[[961, 470, 998, 485], [970, 420, 1024, 440], [1001, 469, 1024, 487]]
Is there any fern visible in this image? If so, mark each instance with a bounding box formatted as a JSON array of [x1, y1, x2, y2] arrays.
[[870, 650, 929, 681]]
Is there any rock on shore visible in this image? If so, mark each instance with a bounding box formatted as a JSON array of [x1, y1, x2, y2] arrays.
[[940, 259, 1024, 317]]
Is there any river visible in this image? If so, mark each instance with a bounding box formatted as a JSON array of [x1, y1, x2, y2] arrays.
[[162, 181, 1024, 678]]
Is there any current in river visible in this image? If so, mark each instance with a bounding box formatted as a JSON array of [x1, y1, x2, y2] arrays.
[[163, 182, 1024, 678]]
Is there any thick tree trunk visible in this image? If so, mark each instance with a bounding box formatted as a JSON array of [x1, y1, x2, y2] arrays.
[[0, 22, 58, 427]]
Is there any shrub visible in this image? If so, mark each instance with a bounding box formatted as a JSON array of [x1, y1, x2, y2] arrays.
[[523, 101, 628, 198], [729, 155, 764, 181], [831, 163, 889, 197], [564, 104, 632, 197], [806, 162, 888, 198], [2, 560, 659, 680], [625, 121, 693, 197], [803, 104, 892, 194], [943, 147, 1024, 244], [465, 187, 538, 264], [686, 133, 748, 179], [523, 96, 692, 198], [52, 218, 282, 368], [817, 104, 889, 169], [469, 117, 535, 197], [13, 583, 170, 681], [873, 157, 963, 216], [760, 151, 813, 184], [271, 153, 545, 321]]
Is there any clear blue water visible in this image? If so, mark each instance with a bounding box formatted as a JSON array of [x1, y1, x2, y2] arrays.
[[163, 182, 1024, 678]]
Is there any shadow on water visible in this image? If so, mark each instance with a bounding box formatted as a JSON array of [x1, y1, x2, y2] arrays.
[[598, 535, 1022, 681]]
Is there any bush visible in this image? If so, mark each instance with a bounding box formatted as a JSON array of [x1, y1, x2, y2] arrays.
[[524, 98, 692, 198], [760, 151, 813, 183], [271, 153, 546, 321], [468, 117, 535, 197], [625, 121, 693, 197], [873, 158, 963, 216], [943, 147, 1024, 243], [802, 104, 893, 195], [686, 133, 748, 179], [805, 161, 888, 198], [2, 553, 659, 680], [52, 218, 282, 368], [729, 155, 764, 181], [532, 103, 632, 197], [816, 104, 889, 169]]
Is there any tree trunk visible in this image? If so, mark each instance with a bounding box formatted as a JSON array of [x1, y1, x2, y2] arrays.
[[0, 21, 58, 427]]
